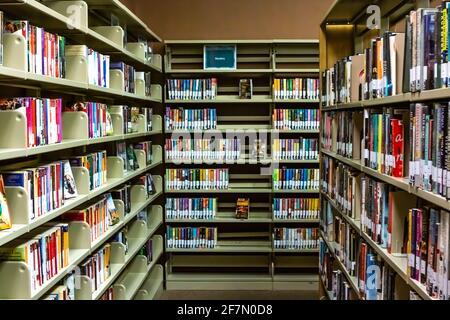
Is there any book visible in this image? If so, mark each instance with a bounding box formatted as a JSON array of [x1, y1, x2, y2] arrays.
[[63, 160, 78, 200], [70, 151, 107, 191], [0, 175, 11, 231], [235, 198, 250, 220], [239, 79, 253, 99], [110, 62, 135, 93], [64, 102, 112, 139], [272, 138, 319, 160]]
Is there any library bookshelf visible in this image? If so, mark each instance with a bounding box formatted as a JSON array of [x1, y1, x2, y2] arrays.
[[319, 0, 450, 301], [164, 40, 321, 291], [0, 0, 164, 300]]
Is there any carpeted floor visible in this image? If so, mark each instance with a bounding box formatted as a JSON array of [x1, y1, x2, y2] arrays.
[[160, 290, 319, 300]]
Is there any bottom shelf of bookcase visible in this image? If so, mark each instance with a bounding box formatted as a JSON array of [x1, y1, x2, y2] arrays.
[[166, 273, 274, 291], [272, 274, 319, 291], [134, 265, 164, 300]]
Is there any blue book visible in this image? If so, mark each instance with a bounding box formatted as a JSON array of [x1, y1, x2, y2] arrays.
[[365, 253, 378, 300]]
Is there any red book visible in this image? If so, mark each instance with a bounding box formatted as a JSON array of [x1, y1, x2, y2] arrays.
[[391, 119, 404, 178]]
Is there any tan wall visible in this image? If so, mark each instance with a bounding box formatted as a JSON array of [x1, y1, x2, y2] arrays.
[[122, 0, 334, 41]]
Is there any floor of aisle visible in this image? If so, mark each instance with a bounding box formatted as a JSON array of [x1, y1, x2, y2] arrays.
[[160, 290, 319, 300]]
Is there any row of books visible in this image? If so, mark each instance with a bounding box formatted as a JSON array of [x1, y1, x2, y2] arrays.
[[165, 107, 217, 131], [406, 7, 449, 92], [273, 228, 319, 249], [70, 150, 108, 191], [272, 168, 320, 191], [165, 168, 230, 190], [166, 79, 218, 100], [166, 226, 218, 249], [62, 193, 119, 243], [5, 20, 66, 78], [319, 241, 354, 300], [2, 161, 76, 221], [409, 103, 450, 197], [134, 173, 158, 198], [272, 138, 319, 160], [273, 198, 320, 220], [0, 222, 70, 292], [138, 238, 154, 265], [364, 108, 406, 178], [321, 157, 450, 300], [405, 207, 449, 300], [111, 184, 131, 217], [0, 97, 63, 148], [109, 140, 152, 173], [64, 102, 112, 139], [66, 45, 110, 89], [80, 244, 112, 294], [111, 62, 136, 94], [273, 78, 320, 100], [322, 111, 357, 159], [322, 32, 404, 106], [165, 198, 217, 220], [272, 109, 320, 131], [43, 285, 72, 300], [165, 138, 241, 161], [3, 20, 151, 94], [109, 105, 153, 135]]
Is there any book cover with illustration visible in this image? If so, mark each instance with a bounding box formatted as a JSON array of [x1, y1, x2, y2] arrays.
[[236, 198, 250, 220]]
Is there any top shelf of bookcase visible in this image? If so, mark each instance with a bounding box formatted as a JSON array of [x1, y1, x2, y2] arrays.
[[321, 0, 415, 26], [81, 0, 162, 42], [0, 0, 162, 72], [165, 39, 319, 44]]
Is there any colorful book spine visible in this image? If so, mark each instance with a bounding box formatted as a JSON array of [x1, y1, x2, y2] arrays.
[[166, 168, 229, 190], [110, 62, 135, 93], [165, 107, 217, 131], [272, 168, 319, 191], [272, 138, 318, 160], [165, 138, 241, 161], [167, 79, 218, 100], [272, 109, 320, 130], [166, 198, 217, 220], [273, 228, 319, 249], [273, 198, 320, 220], [166, 226, 217, 249]]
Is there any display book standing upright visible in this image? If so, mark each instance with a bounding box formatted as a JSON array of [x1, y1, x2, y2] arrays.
[[319, 0, 450, 301], [0, 0, 164, 300], [163, 40, 321, 291]]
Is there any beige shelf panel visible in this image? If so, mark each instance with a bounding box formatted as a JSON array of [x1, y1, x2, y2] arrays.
[[272, 274, 319, 291], [170, 255, 270, 268], [83, 0, 162, 42], [134, 265, 164, 300], [113, 235, 164, 300]]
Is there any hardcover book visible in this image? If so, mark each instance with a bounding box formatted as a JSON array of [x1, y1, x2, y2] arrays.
[[239, 79, 253, 99], [63, 160, 78, 200], [204, 45, 236, 70]]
